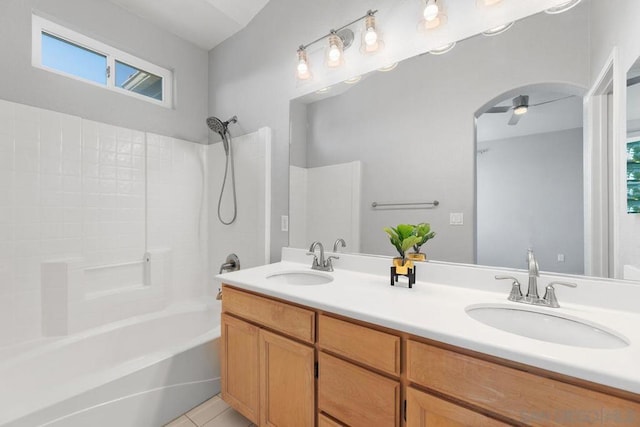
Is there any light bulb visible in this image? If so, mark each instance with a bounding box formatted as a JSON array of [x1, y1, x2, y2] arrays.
[[423, 0, 440, 21], [365, 27, 378, 46], [329, 43, 341, 62], [297, 60, 308, 75]]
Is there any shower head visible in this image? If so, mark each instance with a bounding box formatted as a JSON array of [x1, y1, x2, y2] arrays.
[[206, 115, 238, 154]]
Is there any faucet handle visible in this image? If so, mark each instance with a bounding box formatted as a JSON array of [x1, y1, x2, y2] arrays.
[[325, 255, 339, 271], [543, 281, 577, 308], [495, 275, 523, 301], [306, 251, 320, 267]]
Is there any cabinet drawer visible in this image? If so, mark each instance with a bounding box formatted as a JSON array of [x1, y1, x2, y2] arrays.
[[222, 286, 315, 343], [319, 314, 400, 376], [406, 387, 509, 427], [318, 352, 400, 427], [407, 340, 640, 427]]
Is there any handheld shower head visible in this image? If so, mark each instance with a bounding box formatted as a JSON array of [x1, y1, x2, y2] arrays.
[[206, 116, 238, 154]]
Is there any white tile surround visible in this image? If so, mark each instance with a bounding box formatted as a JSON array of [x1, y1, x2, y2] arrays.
[[0, 98, 270, 347]]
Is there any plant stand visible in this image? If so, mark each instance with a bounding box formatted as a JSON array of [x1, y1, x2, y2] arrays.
[[390, 265, 416, 288]]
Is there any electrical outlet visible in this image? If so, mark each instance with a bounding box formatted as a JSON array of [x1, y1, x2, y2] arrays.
[[449, 212, 464, 225], [557, 254, 565, 262], [281, 215, 289, 232]]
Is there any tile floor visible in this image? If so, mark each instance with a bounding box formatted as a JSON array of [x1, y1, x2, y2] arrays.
[[164, 394, 255, 427]]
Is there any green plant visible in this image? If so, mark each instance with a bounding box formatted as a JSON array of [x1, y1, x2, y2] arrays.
[[413, 222, 436, 253], [384, 224, 421, 259]]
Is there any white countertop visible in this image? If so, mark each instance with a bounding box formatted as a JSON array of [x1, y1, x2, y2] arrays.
[[216, 248, 640, 395]]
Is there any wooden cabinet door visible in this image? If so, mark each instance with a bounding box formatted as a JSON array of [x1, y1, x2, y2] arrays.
[[259, 329, 315, 427], [318, 352, 400, 427], [221, 314, 259, 424], [406, 387, 509, 427]]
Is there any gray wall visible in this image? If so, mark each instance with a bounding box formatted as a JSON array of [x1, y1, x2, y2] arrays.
[[298, 9, 589, 263], [0, 0, 209, 143], [477, 128, 584, 273]]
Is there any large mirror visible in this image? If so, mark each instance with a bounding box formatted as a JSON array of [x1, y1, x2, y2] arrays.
[[289, 0, 631, 278]]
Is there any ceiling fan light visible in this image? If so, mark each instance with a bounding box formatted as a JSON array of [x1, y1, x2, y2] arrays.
[[514, 105, 528, 115], [545, 0, 583, 14]]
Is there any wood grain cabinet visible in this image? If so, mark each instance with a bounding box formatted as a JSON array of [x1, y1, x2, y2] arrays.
[[221, 285, 640, 427], [221, 287, 315, 426]]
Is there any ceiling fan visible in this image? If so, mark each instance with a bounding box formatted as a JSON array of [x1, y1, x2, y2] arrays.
[[485, 94, 572, 126]]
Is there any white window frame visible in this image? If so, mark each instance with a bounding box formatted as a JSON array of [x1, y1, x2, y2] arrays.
[[32, 14, 173, 108]]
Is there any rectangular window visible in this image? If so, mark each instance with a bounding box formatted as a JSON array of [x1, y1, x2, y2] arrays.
[[32, 15, 173, 108]]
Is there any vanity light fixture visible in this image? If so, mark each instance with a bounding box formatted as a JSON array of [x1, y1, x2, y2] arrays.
[[295, 9, 380, 79], [482, 21, 514, 36], [378, 63, 398, 72], [420, 0, 447, 30], [296, 46, 311, 80], [545, 0, 583, 14], [429, 42, 456, 55]]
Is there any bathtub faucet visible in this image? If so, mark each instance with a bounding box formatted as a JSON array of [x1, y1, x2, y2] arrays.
[[217, 254, 241, 300]]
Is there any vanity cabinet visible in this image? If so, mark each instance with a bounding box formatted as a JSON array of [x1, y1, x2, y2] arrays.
[[406, 339, 640, 427], [221, 287, 315, 426], [317, 314, 401, 427], [221, 285, 640, 427]]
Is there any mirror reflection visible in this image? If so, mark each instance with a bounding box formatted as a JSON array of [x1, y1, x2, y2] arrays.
[[288, 0, 628, 278]]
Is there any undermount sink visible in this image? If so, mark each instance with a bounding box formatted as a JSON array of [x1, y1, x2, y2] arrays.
[[466, 304, 629, 349], [266, 270, 333, 286]]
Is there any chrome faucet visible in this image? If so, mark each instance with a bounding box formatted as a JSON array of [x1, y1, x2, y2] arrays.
[[526, 249, 540, 301], [307, 241, 337, 272], [495, 249, 577, 308], [333, 238, 346, 253]]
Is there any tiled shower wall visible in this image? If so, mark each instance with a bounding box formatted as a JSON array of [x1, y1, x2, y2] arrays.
[[0, 98, 208, 346]]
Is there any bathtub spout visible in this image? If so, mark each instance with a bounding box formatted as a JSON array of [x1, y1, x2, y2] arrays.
[[216, 289, 223, 300]]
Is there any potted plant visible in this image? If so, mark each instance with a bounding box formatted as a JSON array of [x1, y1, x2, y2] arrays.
[[407, 222, 436, 261], [384, 224, 421, 274]]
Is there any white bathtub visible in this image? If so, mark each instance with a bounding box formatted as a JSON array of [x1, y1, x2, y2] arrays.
[[0, 301, 221, 427]]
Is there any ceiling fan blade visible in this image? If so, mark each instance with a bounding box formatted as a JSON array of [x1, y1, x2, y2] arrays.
[[531, 95, 574, 107], [508, 112, 522, 126], [486, 106, 512, 113], [628, 76, 640, 87]]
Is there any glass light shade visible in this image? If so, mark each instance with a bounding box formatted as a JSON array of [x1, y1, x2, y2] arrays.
[[361, 14, 383, 54], [296, 48, 311, 80], [326, 33, 344, 68]]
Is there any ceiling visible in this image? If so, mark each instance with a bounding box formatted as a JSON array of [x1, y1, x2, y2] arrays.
[[108, 0, 270, 51]]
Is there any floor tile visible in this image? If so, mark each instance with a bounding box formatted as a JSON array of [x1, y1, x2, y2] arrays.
[[186, 395, 230, 426], [164, 415, 197, 427], [201, 407, 253, 427]]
